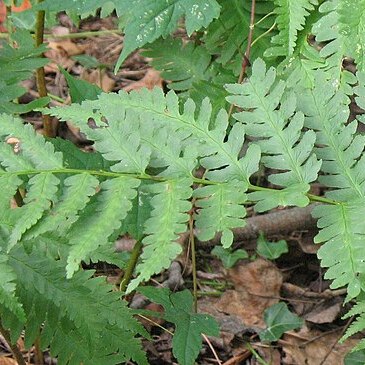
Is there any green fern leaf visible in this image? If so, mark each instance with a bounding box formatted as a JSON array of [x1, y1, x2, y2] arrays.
[[0, 142, 34, 171], [127, 179, 192, 293], [0, 255, 25, 322], [66, 176, 139, 278], [266, 0, 318, 57], [312, 0, 365, 74], [338, 0, 365, 71], [203, 0, 276, 74], [115, 0, 221, 70], [9, 249, 148, 364], [23, 173, 99, 240], [47, 88, 259, 183], [277, 39, 327, 89], [0, 114, 63, 170], [9, 173, 60, 249], [297, 74, 365, 298], [144, 37, 236, 114], [140, 126, 197, 178], [226, 58, 321, 209], [193, 181, 247, 248], [46, 102, 151, 174], [143, 37, 212, 92]]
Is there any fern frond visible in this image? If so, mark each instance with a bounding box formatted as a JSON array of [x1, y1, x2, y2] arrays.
[[0, 30, 49, 114], [267, 0, 318, 57], [66, 177, 139, 277], [115, 0, 221, 70], [9, 248, 147, 365], [47, 88, 260, 183], [0, 255, 25, 322], [226, 58, 321, 209], [296, 74, 365, 298], [127, 179, 192, 293], [35, 0, 119, 18]]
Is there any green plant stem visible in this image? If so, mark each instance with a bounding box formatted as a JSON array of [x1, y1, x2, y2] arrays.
[[47, 93, 66, 103], [120, 240, 143, 292], [250, 21, 276, 48], [246, 342, 270, 365], [0, 168, 341, 206], [0, 29, 123, 39], [45, 29, 122, 39], [0, 320, 26, 365], [254, 11, 275, 26], [35, 0, 54, 137]]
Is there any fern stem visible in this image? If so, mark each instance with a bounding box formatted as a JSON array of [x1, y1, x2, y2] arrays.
[[1, 168, 341, 206], [120, 240, 143, 292], [248, 184, 339, 206], [0, 320, 26, 365], [35, 0, 54, 137]]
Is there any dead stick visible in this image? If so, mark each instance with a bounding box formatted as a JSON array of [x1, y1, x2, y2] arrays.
[[180, 204, 318, 246]]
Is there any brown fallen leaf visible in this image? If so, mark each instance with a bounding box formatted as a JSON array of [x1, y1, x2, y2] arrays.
[[216, 259, 283, 327], [81, 69, 115, 92], [304, 297, 343, 324], [48, 39, 86, 57], [282, 327, 359, 365], [124, 68, 163, 92]]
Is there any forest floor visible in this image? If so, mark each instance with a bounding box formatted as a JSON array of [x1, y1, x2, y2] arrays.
[[0, 9, 362, 365]]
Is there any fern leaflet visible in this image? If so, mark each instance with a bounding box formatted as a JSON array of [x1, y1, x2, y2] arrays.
[[226, 58, 321, 210], [267, 0, 318, 57]]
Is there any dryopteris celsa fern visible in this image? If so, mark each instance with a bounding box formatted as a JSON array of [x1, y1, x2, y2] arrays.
[[41, 88, 260, 290], [0, 86, 260, 296], [2, 57, 365, 357]]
